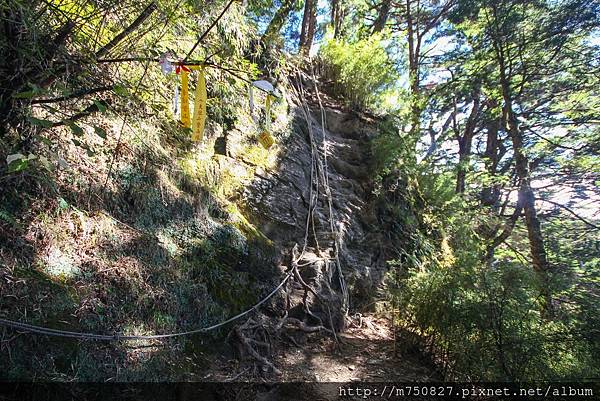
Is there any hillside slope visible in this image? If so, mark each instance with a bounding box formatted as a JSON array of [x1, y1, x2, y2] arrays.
[[0, 67, 435, 381]]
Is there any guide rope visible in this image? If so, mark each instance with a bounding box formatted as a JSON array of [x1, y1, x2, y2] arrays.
[[309, 62, 349, 314], [0, 271, 292, 341], [292, 66, 348, 316]]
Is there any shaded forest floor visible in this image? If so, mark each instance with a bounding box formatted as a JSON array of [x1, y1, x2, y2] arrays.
[[278, 313, 436, 382], [204, 313, 438, 384]]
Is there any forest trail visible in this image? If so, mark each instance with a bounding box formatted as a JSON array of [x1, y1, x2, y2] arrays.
[[0, 69, 441, 383], [277, 313, 436, 383], [2, 0, 598, 386], [210, 315, 436, 389]]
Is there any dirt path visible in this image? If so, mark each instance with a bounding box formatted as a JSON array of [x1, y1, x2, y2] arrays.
[[278, 313, 437, 383], [208, 313, 437, 387]]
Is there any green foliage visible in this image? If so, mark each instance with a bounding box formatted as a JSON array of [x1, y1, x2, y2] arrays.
[[377, 134, 600, 379], [372, 113, 600, 380], [0, 209, 17, 226], [396, 255, 599, 380], [319, 31, 398, 109], [371, 117, 413, 175], [369, 0, 600, 381]]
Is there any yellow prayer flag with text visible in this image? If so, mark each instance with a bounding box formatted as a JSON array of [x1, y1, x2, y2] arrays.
[[191, 66, 207, 142], [180, 70, 191, 128]]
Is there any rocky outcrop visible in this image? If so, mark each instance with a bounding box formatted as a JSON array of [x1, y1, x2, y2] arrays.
[[243, 87, 389, 331]]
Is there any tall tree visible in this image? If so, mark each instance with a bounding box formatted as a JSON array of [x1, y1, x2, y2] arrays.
[[299, 0, 317, 54], [450, 0, 600, 316], [398, 0, 456, 143], [261, 0, 298, 43], [372, 0, 392, 33]]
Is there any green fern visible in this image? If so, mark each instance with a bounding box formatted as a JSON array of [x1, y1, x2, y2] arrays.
[[0, 209, 16, 226]]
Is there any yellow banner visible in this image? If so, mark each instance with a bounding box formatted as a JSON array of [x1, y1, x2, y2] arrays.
[[191, 66, 207, 142], [258, 130, 274, 149], [258, 94, 275, 149], [180, 70, 191, 128]]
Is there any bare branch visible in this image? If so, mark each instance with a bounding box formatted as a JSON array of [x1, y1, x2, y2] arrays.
[[536, 198, 600, 230], [31, 86, 113, 104], [95, 2, 157, 58]]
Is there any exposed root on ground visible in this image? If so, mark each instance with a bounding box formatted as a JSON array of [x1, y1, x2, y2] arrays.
[[228, 242, 340, 378], [229, 316, 281, 376]]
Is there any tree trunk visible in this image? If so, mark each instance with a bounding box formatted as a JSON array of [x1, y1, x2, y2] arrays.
[[261, 0, 297, 43], [299, 0, 317, 55], [455, 89, 480, 194], [406, 0, 421, 142], [485, 199, 523, 261], [494, 36, 553, 318], [305, 0, 318, 53], [481, 114, 501, 207], [372, 0, 392, 33], [330, 0, 344, 38]]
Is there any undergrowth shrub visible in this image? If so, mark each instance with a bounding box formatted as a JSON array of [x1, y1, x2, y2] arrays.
[[318, 31, 397, 110], [375, 122, 600, 381]]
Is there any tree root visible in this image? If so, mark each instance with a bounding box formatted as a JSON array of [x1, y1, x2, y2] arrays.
[[283, 317, 333, 335], [228, 242, 342, 377], [230, 317, 281, 376]]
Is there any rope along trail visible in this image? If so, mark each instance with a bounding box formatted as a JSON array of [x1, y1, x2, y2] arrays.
[[293, 68, 349, 313], [309, 63, 349, 314], [0, 272, 292, 341]]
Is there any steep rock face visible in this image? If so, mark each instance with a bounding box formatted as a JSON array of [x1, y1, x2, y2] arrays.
[[243, 94, 389, 329]]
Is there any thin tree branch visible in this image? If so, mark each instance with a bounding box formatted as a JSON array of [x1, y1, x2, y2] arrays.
[[536, 198, 600, 230], [183, 0, 237, 62], [50, 100, 109, 128], [31, 86, 113, 104], [95, 2, 157, 58]]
